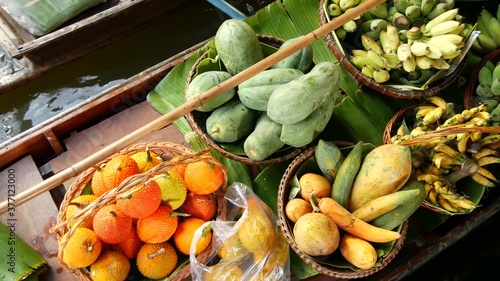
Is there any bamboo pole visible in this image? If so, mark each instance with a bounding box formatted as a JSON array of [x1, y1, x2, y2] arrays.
[[0, 0, 386, 215]]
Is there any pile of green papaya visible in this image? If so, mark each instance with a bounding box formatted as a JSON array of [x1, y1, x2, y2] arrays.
[[186, 19, 341, 161]]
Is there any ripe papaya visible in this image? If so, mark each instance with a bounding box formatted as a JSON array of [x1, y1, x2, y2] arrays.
[[206, 100, 259, 143], [243, 113, 285, 161], [214, 19, 264, 75], [186, 71, 235, 112], [267, 62, 340, 125], [348, 144, 412, 212]]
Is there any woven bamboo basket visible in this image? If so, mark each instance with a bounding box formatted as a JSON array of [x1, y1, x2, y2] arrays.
[[51, 141, 228, 281], [318, 0, 465, 99], [463, 48, 500, 110], [277, 145, 408, 279], [383, 105, 496, 215], [185, 35, 308, 165]]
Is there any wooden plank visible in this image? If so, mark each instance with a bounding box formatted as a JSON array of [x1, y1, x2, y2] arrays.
[[49, 101, 186, 189], [0, 156, 76, 280]]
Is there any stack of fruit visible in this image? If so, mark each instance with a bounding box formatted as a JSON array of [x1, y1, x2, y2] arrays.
[[471, 58, 500, 119], [389, 96, 499, 214], [281, 140, 423, 273], [323, 0, 470, 85], [472, 5, 500, 53], [186, 19, 341, 162], [52, 145, 227, 281]]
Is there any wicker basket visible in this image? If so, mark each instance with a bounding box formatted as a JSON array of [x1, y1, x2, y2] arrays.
[[277, 145, 408, 279], [185, 35, 308, 165], [51, 142, 228, 281], [318, 0, 465, 99], [463, 48, 500, 109]]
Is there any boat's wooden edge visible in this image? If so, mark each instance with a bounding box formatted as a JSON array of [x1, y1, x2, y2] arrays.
[[0, 38, 210, 171]]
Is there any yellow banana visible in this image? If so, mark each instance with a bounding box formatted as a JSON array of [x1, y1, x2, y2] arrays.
[[422, 106, 445, 125], [470, 131, 483, 143], [415, 105, 437, 118], [366, 50, 389, 69], [424, 164, 444, 175], [430, 58, 450, 70], [423, 183, 433, 196], [438, 194, 458, 213], [417, 173, 441, 184], [473, 147, 499, 160], [424, 8, 459, 32], [441, 113, 465, 127], [415, 55, 434, 70], [447, 197, 476, 212], [426, 96, 447, 110], [427, 188, 439, 205], [361, 35, 384, 55], [476, 156, 500, 167], [432, 153, 461, 169], [456, 132, 470, 154], [476, 167, 497, 181], [433, 143, 461, 158], [471, 172, 496, 187], [479, 134, 500, 147], [427, 20, 461, 36], [410, 41, 430, 56]]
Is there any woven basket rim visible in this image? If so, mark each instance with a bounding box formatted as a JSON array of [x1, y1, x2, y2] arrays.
[[318, 0, 465, 100], [51, 141, 229, 281], [277, 145, 408, 278], [185, 34, 309, 165], [463, 48, 500, 109]]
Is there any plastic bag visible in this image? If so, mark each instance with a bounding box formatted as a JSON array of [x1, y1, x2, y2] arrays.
[[0, 0, 106, 36], [189, 182, 290, 281]]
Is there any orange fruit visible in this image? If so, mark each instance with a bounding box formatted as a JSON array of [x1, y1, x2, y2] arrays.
[[93, 204, 133, 244], [90, 251, 130, 281], [299, 173, 331, 200], [116, 180, 162, 218], [173, 217, 212, 255], [136, 205, 179, 243], [169, 156, 188, 179], [180, 192, 217, 221], [184, 159, 224, 195], [62, 227, 102, 268], [113, 225, 143, 260], [155, 170, 187, 210], [136, 242, 178, 279], [65, 194, 98, 229], [131, 148, 162, 173], [93, 155, 140, 196]]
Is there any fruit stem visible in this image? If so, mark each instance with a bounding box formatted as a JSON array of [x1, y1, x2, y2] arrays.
[[309, 193, 320, 213], [444, 158, 480, 187], [147, 248, 165, 260]]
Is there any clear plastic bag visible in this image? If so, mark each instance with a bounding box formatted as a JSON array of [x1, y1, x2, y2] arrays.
[[189, 182, 290, 281], [0, 0, 106, 36]]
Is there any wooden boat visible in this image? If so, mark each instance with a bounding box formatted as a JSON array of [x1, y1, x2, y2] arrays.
[[0, 0, 190, 94], [1, 1, 499, 281]]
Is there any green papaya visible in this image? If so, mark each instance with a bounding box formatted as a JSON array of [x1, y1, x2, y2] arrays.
[[243, 113, 285, 161], [206, 100, 259, 143], [267, 62, 340, 125], [186, 71, 235, 112], [280, 90, 337, 147], [238, 68, 304, 111], [214, 19, 264, 75], [271, 37, 313, 72], [315, 139, 344, 182]]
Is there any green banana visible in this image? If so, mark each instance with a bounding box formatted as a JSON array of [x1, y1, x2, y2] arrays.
[[315, 139, 345, 182], [476, 83, 494, 98], [392, 12, 411, 30], [369, 2, 389, 19], [394, 0, 413, 14], [480, 99, 499, 113], [360, 18, 388, 32], [478, 8, 495, 38], [362, 64, 376, 78], [420, 0, 436, 17], [370, 180, 426, 230], [478, 66, 493, 88], [366, 49, 388, 69], [489, 17, 500, 47], [343, 20, 357, 33], [426, 3, 448, 20], [331, 141, 364, 209], [490, 104, 500, 122], [361, 35, 384, 55], [492, 79, 500, 96], [497, 3, 500, 21], [493, 63, 500, 80], [405, 5, 422, 24], [328, 3, 343, 17], [373, 68, 391, 83], [335, 26, 347, 41], [339, 0, 356, 12], [476, 33, 498, 53]]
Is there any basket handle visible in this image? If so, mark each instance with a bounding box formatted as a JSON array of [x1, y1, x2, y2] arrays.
[[0, 0, 387, 215]]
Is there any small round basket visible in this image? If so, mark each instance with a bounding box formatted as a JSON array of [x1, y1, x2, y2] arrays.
[[51, 141, 228, 281], [383, 106, 488, 215], [463, 48, 500, 109], [277, 145, 408, 279], [318, 0, 465, 99], [185, 35, 308, 165]]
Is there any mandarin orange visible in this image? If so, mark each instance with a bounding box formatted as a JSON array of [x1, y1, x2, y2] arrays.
[[173, 217, 212, 255], [184, 160, 224, 195], [93, 204, 133, 244]]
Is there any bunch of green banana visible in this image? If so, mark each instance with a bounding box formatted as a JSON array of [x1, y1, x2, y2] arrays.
[[471, 5, 500, 53], [473, 59, 500, 121], [326, 0, 364, 40]]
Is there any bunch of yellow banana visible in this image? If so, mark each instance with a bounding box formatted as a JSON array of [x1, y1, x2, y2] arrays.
[[471, 5, 500, 53], [472, 59, 500, 120]]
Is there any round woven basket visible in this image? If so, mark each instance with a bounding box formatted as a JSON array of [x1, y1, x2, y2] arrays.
[[463, 48, 500, 109], [277, 145, 408, 279], [51, 141, 228, 281], [185, 35, 308, 165], [318, 0, 465, 99]]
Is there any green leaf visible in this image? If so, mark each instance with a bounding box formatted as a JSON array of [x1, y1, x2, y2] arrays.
[[253, 161, 291, 215]]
